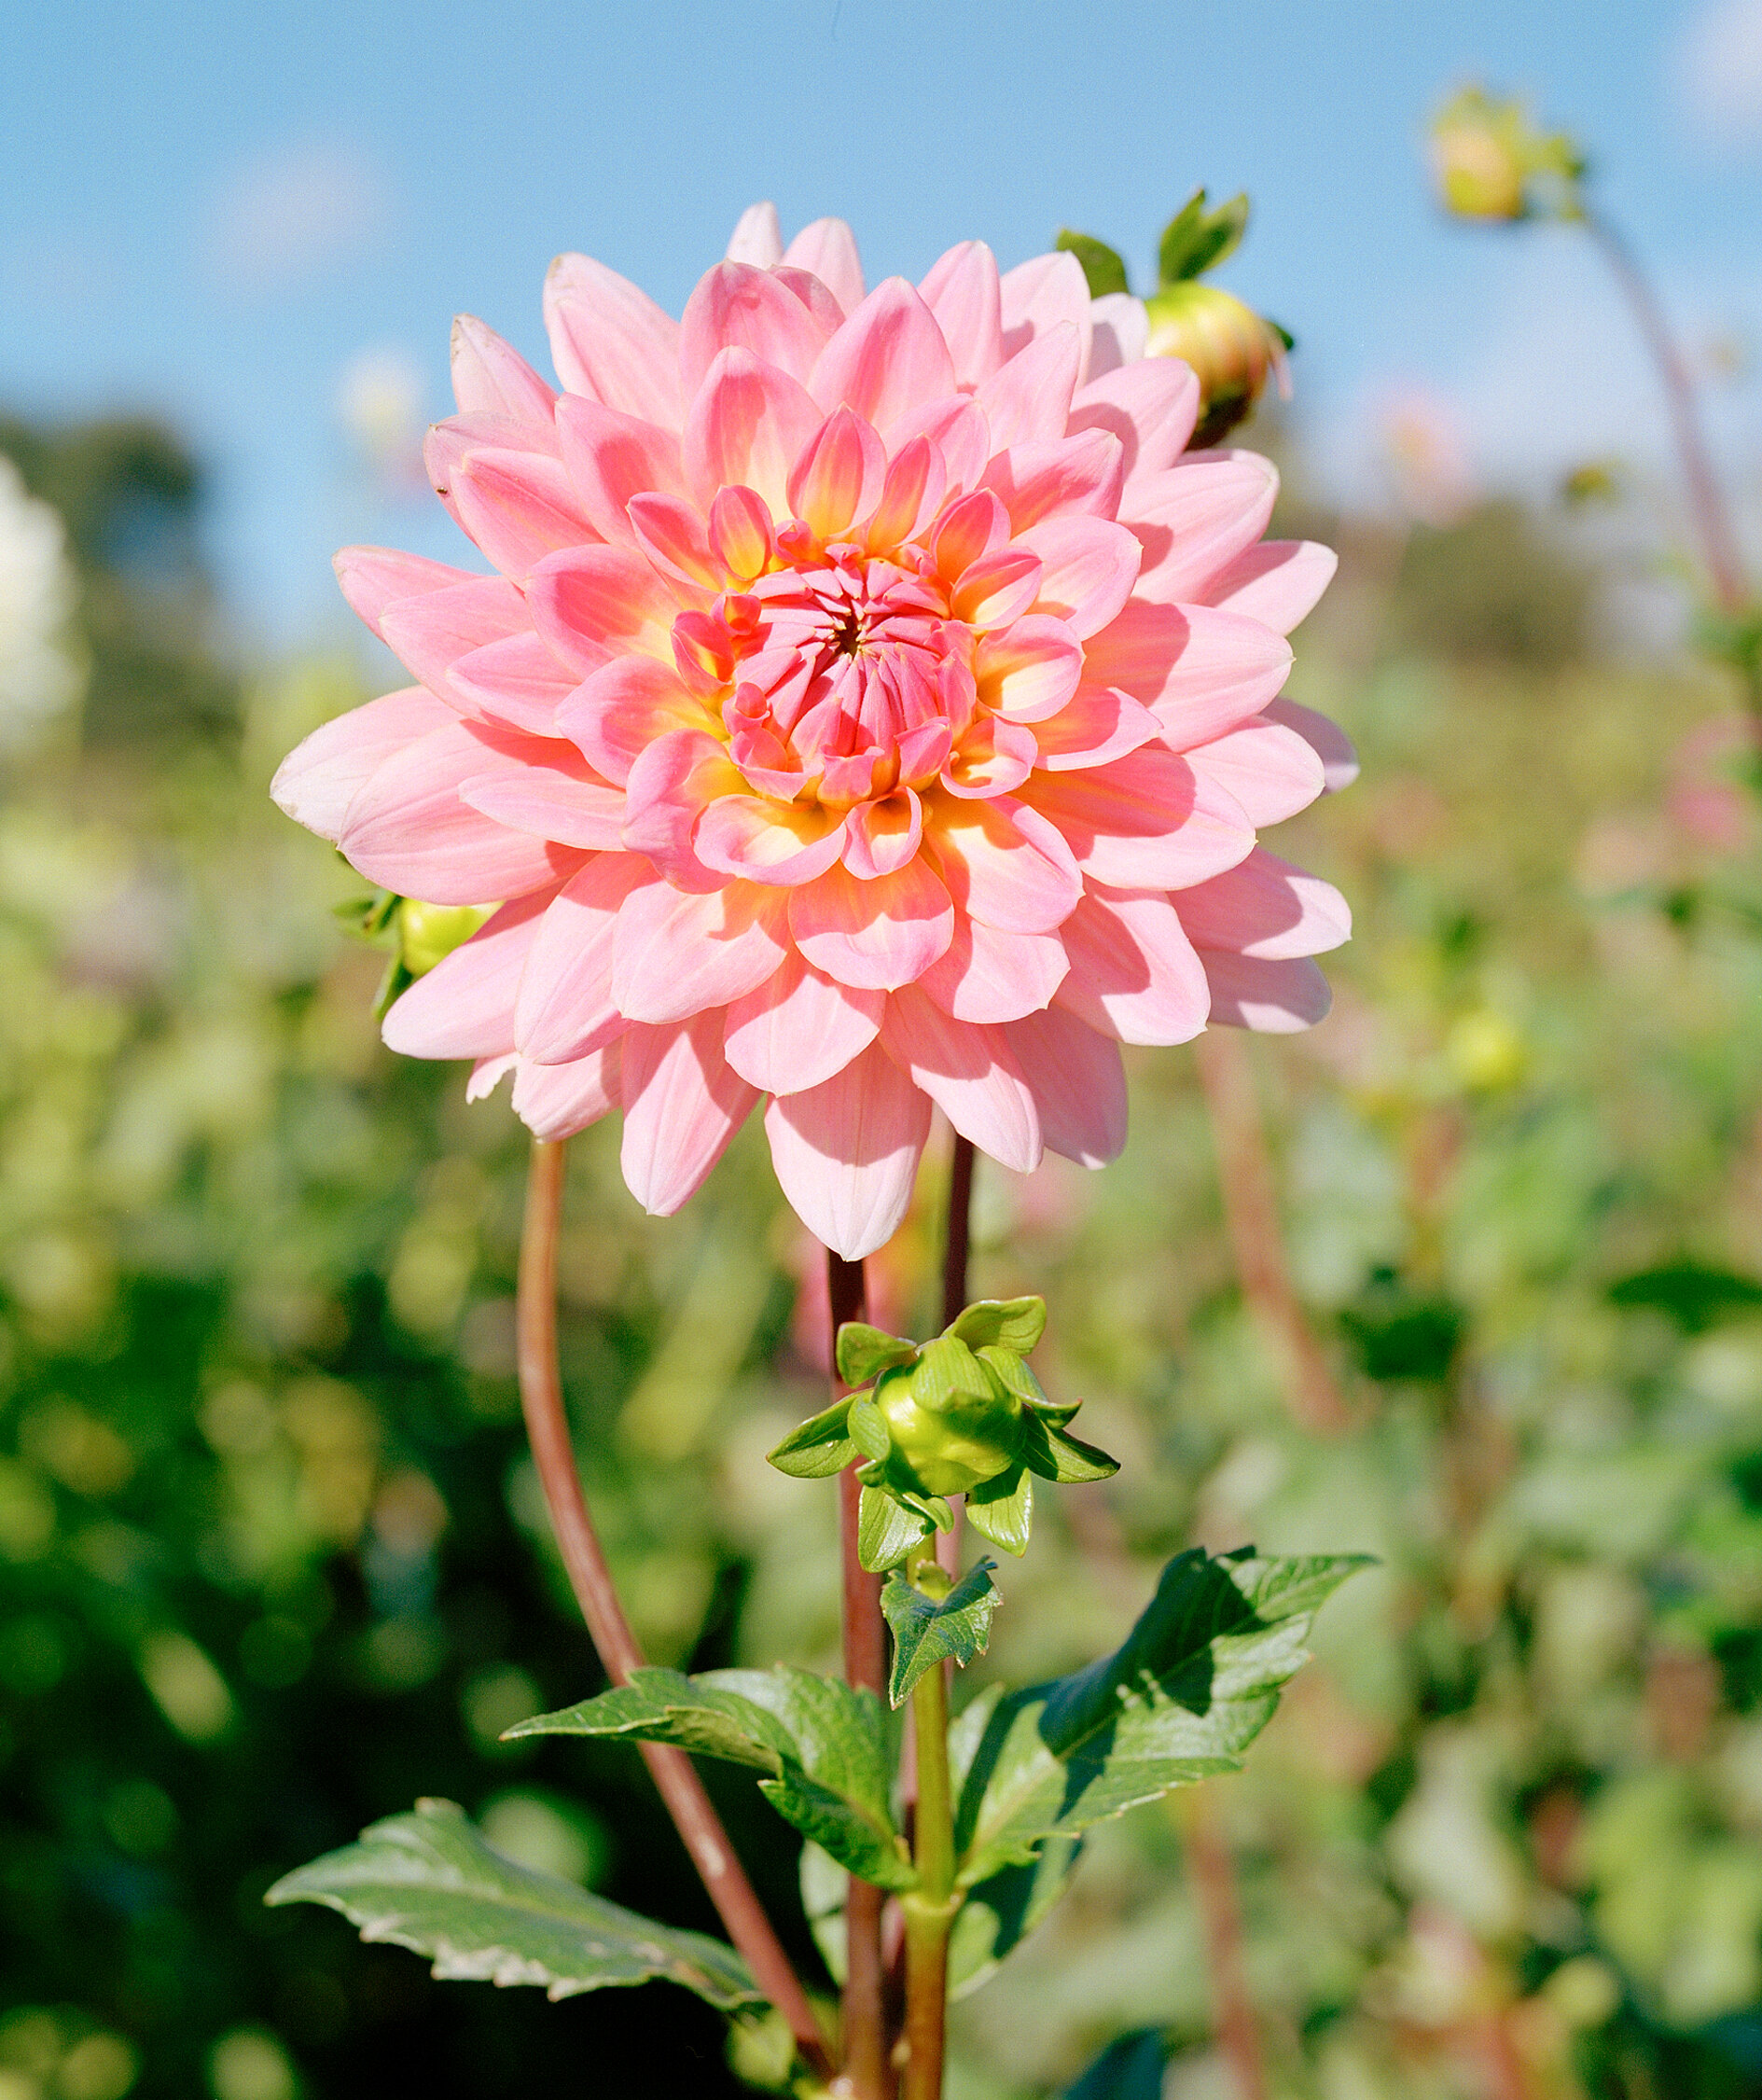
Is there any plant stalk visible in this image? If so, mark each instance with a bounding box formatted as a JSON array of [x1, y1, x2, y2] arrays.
[[1179, 1787, 1269, 2100], [901, 1546, 958, 2100], [827, 1249, 891, 2100], [518, 1139, 832, 2080]]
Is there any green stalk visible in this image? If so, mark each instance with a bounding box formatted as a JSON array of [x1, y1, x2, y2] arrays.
[[900, 1547, 960, 2100]]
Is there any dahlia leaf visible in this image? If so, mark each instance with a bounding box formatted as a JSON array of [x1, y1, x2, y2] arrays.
[[1061, 2031, 1170, 2100], [1053, 230, 1131, 300], [947, 1831, 1083, 2000], [881, 1558, 1000, 1707]]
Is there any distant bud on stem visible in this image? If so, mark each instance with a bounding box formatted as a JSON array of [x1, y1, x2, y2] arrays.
[[1429, 86, 1586, 225]]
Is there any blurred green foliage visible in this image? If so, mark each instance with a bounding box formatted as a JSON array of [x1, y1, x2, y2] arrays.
[[1, 414, 1759, 2100]]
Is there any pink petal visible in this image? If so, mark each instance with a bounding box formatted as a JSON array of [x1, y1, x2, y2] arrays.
[[451, 314, 558, 425], [682, 260, 834, 395], [1083, 603, 1292, 747], [1019, 514, 1142, 638], [763, 1042, 931, 1260], [512, 1041, 624, 1140], [930, 797, 1082, 934], [611, 876, 788, 1023], [887, 395, 992, 496], [334, 546, 478, 640], [1127, 452, 1280, 605], [787, 408, 887, 540], [1186, 718, 1325, 826], [1174, 848, 1351, 959], [1056, 885, 1211, 1045], [558, 654, 704, 786], [1201, 951, 1332, 1033], [931, 489, 1008, 580], [516, 855, 648, 1064], [447, 447, 596, 581], [1067, 358, 1200, 480], [544, 253, 683, 431], [1263, 696, 1359, 792], [1084, 294, 1149, 382], [878, 986, 1041, 1173], [724, 952, 882, 1094], [1198, 539, 1337, 634], [726, 202, 784, 268], [694, 794, 849, 885], [979, 429, 1124, 534], [974, 616, 1084, 722], [627, 493, 720, 587], [783, 218, 867, 319], [1031, 685, 1162, 771], [382, 889, 554, 1061], [951, 547, 1044, 630], [378, 575, 529, 698], [449, 630, 578, 737], [271, 688, 454, 843], [919, 914, 1068, 1023], [618, 1014, 759, 1216], [555, 396, 688, 547], [941, 716, 1036, 799], [1023, 751, 1255, 891], [998, 251, 1092, 369], [528, 546, 682, 677], [340, 718, 588, 904], [789, 858, 954, 989], [459, 750, 626, 849], [975, 322, 1082, 450], [809, 278, 956, 433], [468, 1053, 517, 1102], [918, 241, 1004, 392], [864, 436, 948, 552], [685, 346, 824, 516], [1002, 1006, 1128, 1167], [842, 791, 923, 878], [619, 729, 741, 885]]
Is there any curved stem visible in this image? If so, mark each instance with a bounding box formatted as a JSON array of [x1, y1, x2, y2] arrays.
[[518, 1139, 833, 2080], [900, 1546, 957, 2100]]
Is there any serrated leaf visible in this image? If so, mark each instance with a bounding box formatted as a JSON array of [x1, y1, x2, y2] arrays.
[[1063, 2030, 1168, 2100], [506, 1666, 793, 1771], [965, 1467, 1033, 1556], [846, 1397, 891, 1462], [952, 1550, 1370, 1884], [948, 1297, 1047, 1356], [837, 1321, 917, 1385], [1054, 230, 1131, 300], [1018, 1409, 1119, 1485], [858, 1483, 934, 1573], [767, 1395, 856, 1479], [1158, 188, 1249, 286], [881, 1560, 1000, 1707], [265, 1798, 759, 2010]]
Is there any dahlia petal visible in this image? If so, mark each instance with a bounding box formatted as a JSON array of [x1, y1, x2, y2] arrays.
[[449, 630, 578, 737], [843, 790, 923, 878], [918, 241, 1004, 392], [879, 986, 1041, 1173], [451, 315, 560, 425], [382, 889, 554, 1061], [1067, 357, 1200, 479], [1031, 684, 1162, 771], [919, 914, 1067, 1023], [999, 251, 1092, 370], [1083, 294, 1149, 382], [726, 202, 784, 269], [1198, 539, 1338, 634], [334, 546, 477, 640], [952, 547, 1044, 630], [763, 1042, 931, 1260], [1201, 951, 1332, 1032], [515, 855, 648, 1064], [620, 729, 742, 885], [695, 795, 849, 885], [467, 1052, 517, 1102], [627, 493, 720, 587], [1056, 886, 1211, 1046], [1023, 750, 1255, 891], [559, 654, 704, 786], [448, 447, 596, 581], [932, 489, 1009, 579], [864, 436, 947, 551], [555, 396, 688, 547], [707, 485, 776, 582], [975, 321, 1082, 450], [378, 575, 529, 699], [1085, 603, 1292, 746], [787, 408, 887, 541], [789, 859, 955, 989], [1002, 1006, 1128, 1167], [544, 253, 683, 430], [1186, 718, 1325, 826], [271, 688, 454, 843], [930, 797, 1081, 935], [611, 876, 788, 1023], [618, 1014, 759, 1216], [725, 952, 882, 1094], [783, 218, 866, 320], [340, 719, 588, 904], [974, 616, 1084, 722], [809, 278, 956, 431], [459, 753, 626, 849], [682, 260, 834, 395], [1263, 695, 1359, 792], [979, 429, 1124, 534], [1019, 514, 1142, 638], [528, 545, 682, 677], [512, 1041, 624, 1140], [686, 346, 824, 517], [887, 394, 992, 495], [941, 716, 1036, 799], [1128, 452, 1280, 605], [1175, 848, 1351, 960]]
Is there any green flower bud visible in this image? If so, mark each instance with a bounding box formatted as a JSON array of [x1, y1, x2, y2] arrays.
[[874, 1338, 1020, 1498], [396, 898, 495, 978], [1428, 87, 1585, 226], [1143, 283, 1287, 449]]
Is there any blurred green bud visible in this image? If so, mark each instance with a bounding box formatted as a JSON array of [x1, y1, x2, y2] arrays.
[[396, 898, 495, 977], [1144, 282, 1290, 449], [1429, 86, 1586, 225]]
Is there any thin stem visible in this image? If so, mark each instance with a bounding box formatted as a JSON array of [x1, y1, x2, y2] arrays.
[[518, 1140, 833, 2081], [900, 1547, 957, 2100], [1582, 209, 1748, 619], [827, 1250, 890, 2100], [1179, 1789, 1269, 2100], [940, 1135, 976, 1328]]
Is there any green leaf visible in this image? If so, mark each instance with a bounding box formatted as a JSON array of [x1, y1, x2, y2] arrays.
[[1158, 188, 1249, 285], [881, 1560, 1000, 1707], [975, 1345, 1048, 1407], [1018, 1408, 1119, 1484], [767, 1394, 856, 1479], [846, 1396, 892, 1462], [1054, 231, 1130, 300], [965, 1466, 1033, 1556], [951, 1549, 1370, 1884], [947, 1831, 1082, 2000], [265, 1798, 759, 2010], [506, 1665, 794, 1771], [858, 1482, 936, 1573], [836, 1321, 917, 1385], [1063, 2030, 1168, 2100], [947, 1297, 1047, 1355]]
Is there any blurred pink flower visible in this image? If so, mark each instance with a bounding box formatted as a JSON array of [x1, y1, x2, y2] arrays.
[[274, 205, 1352, 1258]]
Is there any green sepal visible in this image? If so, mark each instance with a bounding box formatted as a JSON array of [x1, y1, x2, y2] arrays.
[[1158, 188, 1249, 286], [974, 1344, 1048, 1408], [964, 1466, 1033, 1556], [1018, 1408, 1119, 1485], [947, 1296, 1047, 1356], [372, 954, 415, 1021], [881, 1559, 1000, 1707], [766, 1394, 856, 1479], [907, 1334, 997, 1411], [1054, 230, 1131, 299], [333, 889, 400, 940], [1268, 316, 1296, 352], [846, 1396, 892, 1462], [836, 1321, 918, 1386], [264, 1797, 759, 2010], [857, 1482, 939, 1572]]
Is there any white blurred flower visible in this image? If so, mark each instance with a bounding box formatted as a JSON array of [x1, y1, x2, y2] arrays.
[[0, 456, 84, 752], [1378, 385, 1478, 526]]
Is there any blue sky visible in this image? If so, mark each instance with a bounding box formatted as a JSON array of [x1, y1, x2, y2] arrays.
[[4, 0, 1759, 644]]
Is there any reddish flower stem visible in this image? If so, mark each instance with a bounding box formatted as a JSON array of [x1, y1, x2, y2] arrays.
[[936, 1135, 976, 1584], [827, 1249, 892, 2100], [518, 1139, 833, 2081], [1180, 1789, 1269, 2100]]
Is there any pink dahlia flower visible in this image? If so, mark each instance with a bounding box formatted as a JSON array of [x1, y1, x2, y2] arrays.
[[274, 204, 1353, 1259]]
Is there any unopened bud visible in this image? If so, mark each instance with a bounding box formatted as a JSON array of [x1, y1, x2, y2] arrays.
[[875, 1338, 1021, 1499], [1429, 87, 1585, 225], [1144, 283, 1289, 449], [396, 898, 495, 978]]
